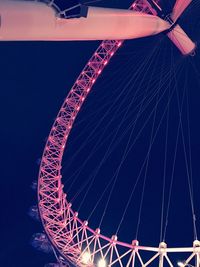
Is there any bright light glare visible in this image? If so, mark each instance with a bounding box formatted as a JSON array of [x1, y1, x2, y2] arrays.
[[177, 262, 184, 267], [98, 258, 106, 267], [81, 251, 91, 264]]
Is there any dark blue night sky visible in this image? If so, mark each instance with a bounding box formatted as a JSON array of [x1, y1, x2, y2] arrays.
[[1, 0, 200, 266]]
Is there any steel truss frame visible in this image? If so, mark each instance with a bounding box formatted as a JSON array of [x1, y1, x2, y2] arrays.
[[38, 1, 199, 266]]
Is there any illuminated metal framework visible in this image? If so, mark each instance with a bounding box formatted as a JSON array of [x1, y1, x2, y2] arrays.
[[38, 1, 199, 266]]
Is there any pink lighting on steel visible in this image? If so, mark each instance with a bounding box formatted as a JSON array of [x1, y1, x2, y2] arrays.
[[38, 34, 125, 266], [38, 1, 198, 266]]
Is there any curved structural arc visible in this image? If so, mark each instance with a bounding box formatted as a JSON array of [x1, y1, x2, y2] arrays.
[[38, 1, 199, 267]]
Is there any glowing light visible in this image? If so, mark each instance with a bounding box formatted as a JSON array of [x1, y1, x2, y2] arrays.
[[104, 60, 108, 65], [81, 251, 91, 264], [92, 79, 96, 83], [177, 262, 184, 267], [98, 70, 102, 74], [98, 258, 106, 267]]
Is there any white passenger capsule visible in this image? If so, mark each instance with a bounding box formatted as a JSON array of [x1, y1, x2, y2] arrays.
[[0, 0, 170, 41], [0, 0, 196, 55]]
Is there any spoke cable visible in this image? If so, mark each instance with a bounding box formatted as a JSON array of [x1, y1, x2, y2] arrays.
[[135, 43, 167, 239], [160, 43, 173, 242], [97, 41, 163, 229], [77, 42, 162, 212], [163, 55, 186, 241]]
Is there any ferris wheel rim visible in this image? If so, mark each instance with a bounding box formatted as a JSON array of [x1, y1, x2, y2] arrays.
[[36, 41, 199, 267], [37, 35, 127, 265], [37, 1, 200, 266]]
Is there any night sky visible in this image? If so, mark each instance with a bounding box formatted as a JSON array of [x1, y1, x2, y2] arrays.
[[1, 0, 200, 266]]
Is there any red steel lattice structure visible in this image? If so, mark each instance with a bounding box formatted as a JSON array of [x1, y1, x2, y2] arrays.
[[38, 1, 200, 266]]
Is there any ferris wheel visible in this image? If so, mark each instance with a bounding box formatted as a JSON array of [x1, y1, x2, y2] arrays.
[[21, 0, 200, 266]]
